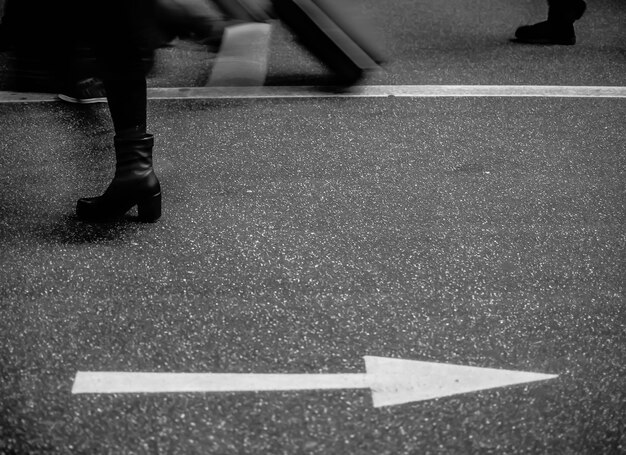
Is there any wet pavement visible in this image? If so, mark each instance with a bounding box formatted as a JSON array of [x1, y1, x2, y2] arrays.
[[1, 0, 625, 453]]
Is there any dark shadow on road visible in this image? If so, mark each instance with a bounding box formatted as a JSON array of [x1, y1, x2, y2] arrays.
[[38, 213, 149, 245]]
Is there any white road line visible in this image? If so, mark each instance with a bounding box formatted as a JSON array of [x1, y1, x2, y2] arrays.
[[152, 85, 626, 99], [1, 85, 625, 103]]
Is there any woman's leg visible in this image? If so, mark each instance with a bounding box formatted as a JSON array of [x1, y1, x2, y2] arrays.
[[76, 0, 161, 222]]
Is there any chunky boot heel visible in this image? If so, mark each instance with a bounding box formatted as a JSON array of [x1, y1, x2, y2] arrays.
[[77, 134, 162, 222], [137, 192, 162, 222]]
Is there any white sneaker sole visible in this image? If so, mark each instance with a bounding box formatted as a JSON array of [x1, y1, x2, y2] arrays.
[[58, 94, 108, 104]]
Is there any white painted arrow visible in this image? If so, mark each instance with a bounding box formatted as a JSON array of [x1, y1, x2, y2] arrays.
[[72, 356, 557, 407]]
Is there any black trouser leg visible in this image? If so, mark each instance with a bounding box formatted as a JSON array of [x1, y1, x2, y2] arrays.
[[103, 78, 147, 138]]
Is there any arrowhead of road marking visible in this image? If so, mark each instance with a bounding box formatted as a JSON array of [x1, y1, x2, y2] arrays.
[[363, 356, 558, 407]]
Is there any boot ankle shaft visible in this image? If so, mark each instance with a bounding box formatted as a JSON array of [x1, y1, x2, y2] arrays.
[[114, 165, 154, 180], [114, 134, 154, 160], [113, 134, 155, 176], [115, 124, 148, 140], [114, 133, 154, 147]]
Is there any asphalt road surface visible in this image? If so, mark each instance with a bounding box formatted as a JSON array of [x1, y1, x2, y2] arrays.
[[1, 0, 625, 453]]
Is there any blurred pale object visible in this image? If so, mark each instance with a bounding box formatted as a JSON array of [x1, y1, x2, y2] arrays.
[[273, 0, 388, 84]]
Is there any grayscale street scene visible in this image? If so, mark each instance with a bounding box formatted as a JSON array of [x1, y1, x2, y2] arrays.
[[0, 0, 624, 453]]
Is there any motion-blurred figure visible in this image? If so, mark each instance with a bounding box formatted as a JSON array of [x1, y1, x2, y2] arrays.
[[514, 0, 586, 45], [4, 0, 162, 220], [60, 0, 226, 104], [156, 0, 228, 48], [1, 0, 225, 103]]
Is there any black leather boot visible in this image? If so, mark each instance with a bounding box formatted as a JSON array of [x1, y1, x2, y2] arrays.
[[514, 0, 586, 45], [76, 134, 161, 222], [515, 20, 577, 45]]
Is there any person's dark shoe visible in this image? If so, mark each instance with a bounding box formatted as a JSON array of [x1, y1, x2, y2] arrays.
[[58, 77, 107, 104], [77, 134, 162, 222], [514, 0, 585, 45], [514, 20, 577, 45]]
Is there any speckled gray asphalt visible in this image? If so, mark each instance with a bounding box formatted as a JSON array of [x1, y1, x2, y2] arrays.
[[1, 0, 625, 453]]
